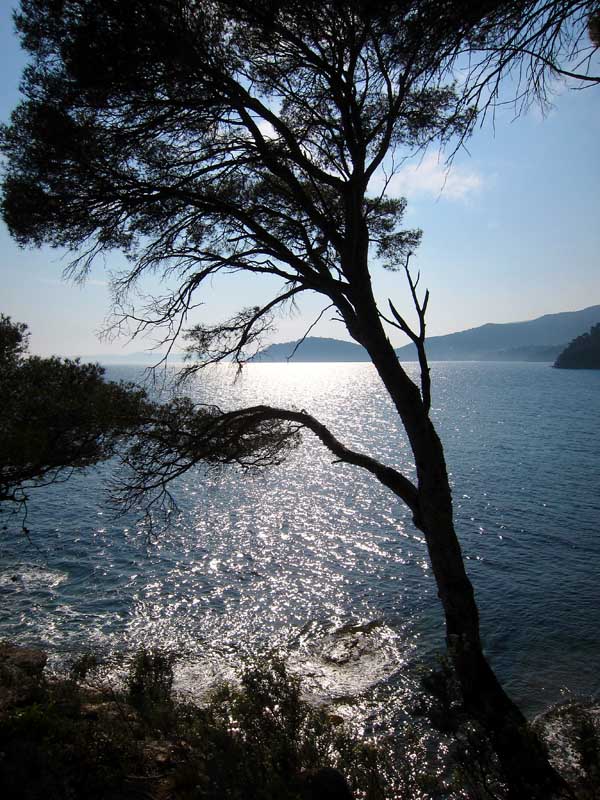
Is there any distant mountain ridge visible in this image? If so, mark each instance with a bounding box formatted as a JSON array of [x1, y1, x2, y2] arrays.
[[255, 305, 600, 363], [395, 305, 600, 362], [77, 305, 600, 364]]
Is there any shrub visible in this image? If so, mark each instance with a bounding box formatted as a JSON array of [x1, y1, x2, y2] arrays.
[[126, 647, 175, 713]]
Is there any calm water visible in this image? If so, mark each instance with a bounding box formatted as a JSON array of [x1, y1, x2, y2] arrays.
[[1, 361, 599, 717]]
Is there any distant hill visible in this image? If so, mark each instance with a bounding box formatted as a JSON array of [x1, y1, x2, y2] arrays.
[[395, 305, 600, 362], [255, 306, 600, 362], [554, 324, 600, 369], [254, 337, 370, 362]]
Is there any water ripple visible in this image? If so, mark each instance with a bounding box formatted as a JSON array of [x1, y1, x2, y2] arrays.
[[1, 362, 598, 716]]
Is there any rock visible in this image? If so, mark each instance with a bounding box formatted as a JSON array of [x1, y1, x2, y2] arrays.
[[0, 642, 47, 711], [0, 642, 47, 679], [298, 767, 354, 800], [144, 740, 175, 767], [79, 703, 100, 720], [534, 701, 600, 792]]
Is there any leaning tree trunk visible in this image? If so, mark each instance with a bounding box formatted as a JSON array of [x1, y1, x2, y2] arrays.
[[413, 423, 571, 798], [350, 301, 571, 798]]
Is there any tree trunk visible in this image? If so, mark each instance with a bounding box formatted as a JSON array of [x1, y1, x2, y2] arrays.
[[349, 302, 571, 797], [414, 430, 571, 798]]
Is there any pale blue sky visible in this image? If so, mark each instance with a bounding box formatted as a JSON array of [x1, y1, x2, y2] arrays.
[[0, 4, 598, 357]]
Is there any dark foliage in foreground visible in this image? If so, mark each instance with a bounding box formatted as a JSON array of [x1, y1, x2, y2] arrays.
[[0, 645, 432, 800], [0, 314, 300, 520], [0, 314, 146, 510], [1, 643, 598, 800]]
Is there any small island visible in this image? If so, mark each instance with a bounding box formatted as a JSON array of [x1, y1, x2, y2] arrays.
[[554, 324, 600, 369]]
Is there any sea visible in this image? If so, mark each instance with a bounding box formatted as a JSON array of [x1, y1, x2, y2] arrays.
[[1, 361, 599, 723]]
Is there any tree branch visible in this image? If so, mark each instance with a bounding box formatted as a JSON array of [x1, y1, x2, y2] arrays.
[[112, 399, 420, 524], [219, 405, 420, 516], [388, 253, 431, 414], [286, 304, 335, 361]]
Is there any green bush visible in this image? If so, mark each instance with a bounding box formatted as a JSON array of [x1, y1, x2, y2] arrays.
[[170, 656, 403, 799], [68, 651, 100, 684], [0, 695, 144, 799], [126, 647, 175, 713]]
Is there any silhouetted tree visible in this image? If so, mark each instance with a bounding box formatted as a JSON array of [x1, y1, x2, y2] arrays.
[[2, 2, 596, 795], [0, 315, 144, 511], [0, 313, 299, 518]]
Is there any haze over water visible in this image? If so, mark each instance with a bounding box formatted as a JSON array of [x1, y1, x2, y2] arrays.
[[1, 362, 598, 718]]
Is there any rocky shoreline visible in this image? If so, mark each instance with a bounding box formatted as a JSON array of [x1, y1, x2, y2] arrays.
[[1, 642, 598, 799]]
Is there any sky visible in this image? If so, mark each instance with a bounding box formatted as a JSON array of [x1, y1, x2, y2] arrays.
[[0, 4, 598, 357]]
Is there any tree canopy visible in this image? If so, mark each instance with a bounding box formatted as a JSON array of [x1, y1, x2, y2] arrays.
[[0, 314, 144, 511], [3, 1, 597, 342]]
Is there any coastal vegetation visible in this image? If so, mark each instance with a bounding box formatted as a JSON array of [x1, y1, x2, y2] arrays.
[[554, 324, 600, 369], [1, 2, 598, 797], [2, 642, 599, 800], [0, 314, 146, 513], [0, 313, 298, 522], [0, 642, 474, 800]]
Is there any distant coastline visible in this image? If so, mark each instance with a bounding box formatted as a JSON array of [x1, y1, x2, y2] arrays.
[[252, 337, 565, 363], [254, 305, 600, 364], [554, 324, 600, 369], [73, 304, 600, 365]]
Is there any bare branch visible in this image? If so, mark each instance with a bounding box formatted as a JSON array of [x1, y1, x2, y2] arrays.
[[389, 253, 431, 414], [230, 406, 419, 516], [177, 285, 305, 380], [286, 304, 335, 361]]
